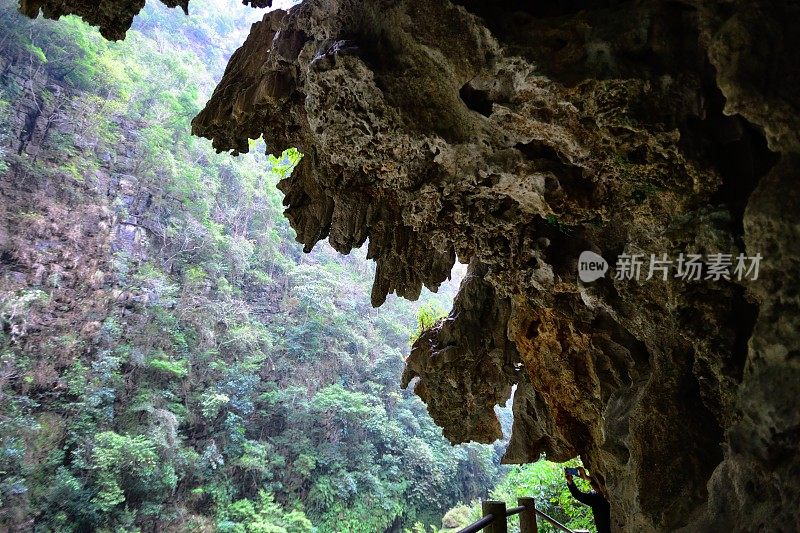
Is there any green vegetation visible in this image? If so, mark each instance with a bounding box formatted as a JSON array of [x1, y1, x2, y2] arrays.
[[0, 1, 593, 531], [487, 460, 595, 532], [440, 459, 594, 533], [409, 302, 448, 344]]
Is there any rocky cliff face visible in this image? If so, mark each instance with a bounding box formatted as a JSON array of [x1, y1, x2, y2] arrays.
[[0, 53, 155, 386], [20, 0, 800, 530]]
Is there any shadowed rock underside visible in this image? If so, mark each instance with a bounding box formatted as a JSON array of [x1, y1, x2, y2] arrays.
[[17, 0, 272, 40]]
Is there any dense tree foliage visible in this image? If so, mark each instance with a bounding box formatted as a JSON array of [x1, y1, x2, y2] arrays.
[[0, 1, 595, 532], [0, 2, 507, 531]]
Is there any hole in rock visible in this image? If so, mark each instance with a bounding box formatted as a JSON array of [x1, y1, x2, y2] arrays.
[[515, 141, 562, 163], [680, 83, 779, 240], [525, 319, 541, 339], [459, 83, 493, 117], [708, 120, 778, 233], [554, 166, 594, 206], [536, 215, 597, 279], [491, 197, 520, 221], [626, 145, 649, 164], [516, 141, 594, 206], [727, 285, 758, 382], [0, 250, 16, 266]]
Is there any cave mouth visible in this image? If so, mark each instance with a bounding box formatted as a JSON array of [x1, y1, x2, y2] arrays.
[[7, 0, 800, 530]]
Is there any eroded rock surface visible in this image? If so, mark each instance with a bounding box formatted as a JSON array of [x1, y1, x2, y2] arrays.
[[19, 0, 190, 40], [401, 262, 516, 445]]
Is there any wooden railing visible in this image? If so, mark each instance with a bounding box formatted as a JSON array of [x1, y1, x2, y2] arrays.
[[457, 497, 583, 533]]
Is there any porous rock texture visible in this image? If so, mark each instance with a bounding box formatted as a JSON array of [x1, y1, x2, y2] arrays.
[[23, 0, 800, 530], [19, 0, 192, 40]]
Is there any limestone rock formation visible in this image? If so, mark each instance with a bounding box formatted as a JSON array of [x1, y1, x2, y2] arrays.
[[401, 262, 517, 445], [192, 1, 799, 529], [19, 0, 191, 40]]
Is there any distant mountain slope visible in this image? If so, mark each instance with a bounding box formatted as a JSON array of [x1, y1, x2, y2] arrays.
[[0, 2, 499, 531]]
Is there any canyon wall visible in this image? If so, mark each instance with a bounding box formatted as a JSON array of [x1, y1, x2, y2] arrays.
[[0, 11, 490, 529], [0, 51, 153, 381], [21, 0, 800, 530]]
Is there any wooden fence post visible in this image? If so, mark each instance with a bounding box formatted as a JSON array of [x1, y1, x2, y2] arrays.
[[518, 497, 538, 533], [481, 500, 507, 533]]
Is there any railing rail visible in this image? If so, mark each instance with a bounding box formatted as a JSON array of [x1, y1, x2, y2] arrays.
[[533, 508, 576, 533], [459, 515, 495, 533], [505, 505, 526, 516], [456, 497, 579, 533]]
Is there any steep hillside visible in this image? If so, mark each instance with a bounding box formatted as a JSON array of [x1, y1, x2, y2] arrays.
[[0, 2, 505, 531]]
